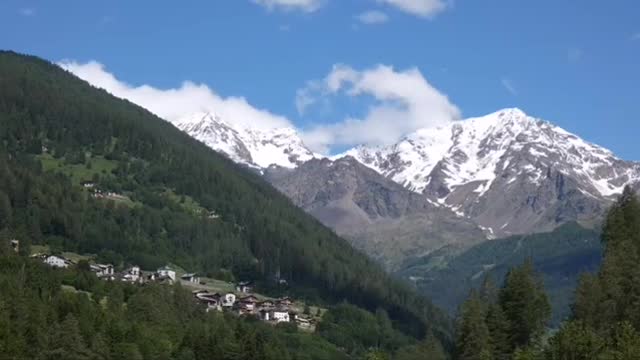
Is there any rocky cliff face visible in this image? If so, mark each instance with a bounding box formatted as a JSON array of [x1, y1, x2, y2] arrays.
[[339, 108, 640, 237], [264, 157, 486, 270]]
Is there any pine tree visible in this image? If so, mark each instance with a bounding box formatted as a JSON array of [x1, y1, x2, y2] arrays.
[[499, 260, 551, 351], [486, 302, 510, 360], [455, 290, 492, 360], [573, 187, 640, 332], [601, 322, 640, 360], [44, 314, 94, 360], [544, 320, 604, 359]]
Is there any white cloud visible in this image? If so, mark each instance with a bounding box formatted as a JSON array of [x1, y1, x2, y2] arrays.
[[19, 8, 35, 16], [299, 64, 460, 153], [356, 10, 389, 24], [501, 77, 517, 96], [252, 0, 325, 12], [58, 60, 292, 130], [377, 0, 448, 18], [60, 60, 459, 155]]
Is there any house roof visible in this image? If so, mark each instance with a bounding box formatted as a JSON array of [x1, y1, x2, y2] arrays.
[[181, 273, 197, 278]]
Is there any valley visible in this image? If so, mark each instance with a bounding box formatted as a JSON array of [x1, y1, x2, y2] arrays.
[[3, 1, 638, 358]]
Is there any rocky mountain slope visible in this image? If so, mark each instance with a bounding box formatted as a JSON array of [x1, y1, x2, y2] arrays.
[[264, 157, 486, 270], [173, 107, 640, 254], [339, 108, 640, 238]]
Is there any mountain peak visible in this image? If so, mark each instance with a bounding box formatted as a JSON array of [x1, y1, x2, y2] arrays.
[[171, 111, 318, 169]]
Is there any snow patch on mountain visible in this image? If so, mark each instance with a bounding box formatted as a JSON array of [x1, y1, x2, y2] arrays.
[[337, 108, 640, 199], [171, 112, 320, 169]]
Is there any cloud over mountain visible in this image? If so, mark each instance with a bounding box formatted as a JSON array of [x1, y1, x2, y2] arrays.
[[61, 60, 457, 155], [59, 60, 292, 131], [299, 64, 460, 153]]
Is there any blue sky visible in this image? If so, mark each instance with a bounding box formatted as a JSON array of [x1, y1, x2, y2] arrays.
[[2, 0, 640, 157]]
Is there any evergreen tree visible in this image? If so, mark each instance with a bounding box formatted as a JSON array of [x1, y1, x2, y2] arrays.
[[600, 322, 640, 360], [454, 290, 492, 360], [499, 260, 551, 351], [486, 302, 511, 360], [573, 187, 640, 332], [44, 314, 94, 360], [544, 321, 604, 359]]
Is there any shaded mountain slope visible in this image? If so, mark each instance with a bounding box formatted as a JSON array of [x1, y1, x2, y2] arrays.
[[265, 157, 485, 270]]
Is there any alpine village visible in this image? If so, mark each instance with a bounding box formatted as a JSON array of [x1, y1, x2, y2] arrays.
[[2, 2, 640, 360]]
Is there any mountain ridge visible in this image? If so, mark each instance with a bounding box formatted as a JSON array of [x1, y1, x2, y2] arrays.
[[171, 112, 319, 170], [173, 108, 640, 238]]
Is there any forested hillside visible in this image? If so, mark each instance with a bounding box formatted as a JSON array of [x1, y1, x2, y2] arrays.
[[452, 188, 640, 359], [402, 223, 602, 324], [0, 51, 449, 343]]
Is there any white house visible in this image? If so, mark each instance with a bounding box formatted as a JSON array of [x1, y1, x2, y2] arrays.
[[181, 273, 200, 284], [269, 309, 290, 323], [44, 255, 70, 269], [157, 266, 176, 282], [91, 264, 114, 278], [122, 266, 141, 283], [221, 293, 236, 308]]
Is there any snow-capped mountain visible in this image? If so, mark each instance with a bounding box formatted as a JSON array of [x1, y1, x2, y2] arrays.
[[172, 112, 318, 169], [338, 108, 640, 237], [171, 108, 640, 239]]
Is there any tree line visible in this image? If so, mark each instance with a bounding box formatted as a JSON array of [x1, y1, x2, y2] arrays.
[[454, 187, 640, 359]]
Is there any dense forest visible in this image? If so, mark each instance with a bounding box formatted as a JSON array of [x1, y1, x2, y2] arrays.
[[0, 248, 452, 359], [453, 187, 640, 359], [0, 50, 450, 354]]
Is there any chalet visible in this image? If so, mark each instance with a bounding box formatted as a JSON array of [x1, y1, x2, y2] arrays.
[[257, 299, 275, 309], [237, 295, 259, 312], [235, 281, 254, 294], [221, 293, 236, 308], [157, 266, 176, 282], [181, 273, 200, 284], [239, 295, 259, 304], [90, 264, 115, 278], [269, 308, 291, 323], [195, 292, 222, 312], [276, 297, 293, 308], [234, 302, 255, 316], [295, 316, 312, 329], [121, 266, 141, 283], [44, 255, 72, 269]]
